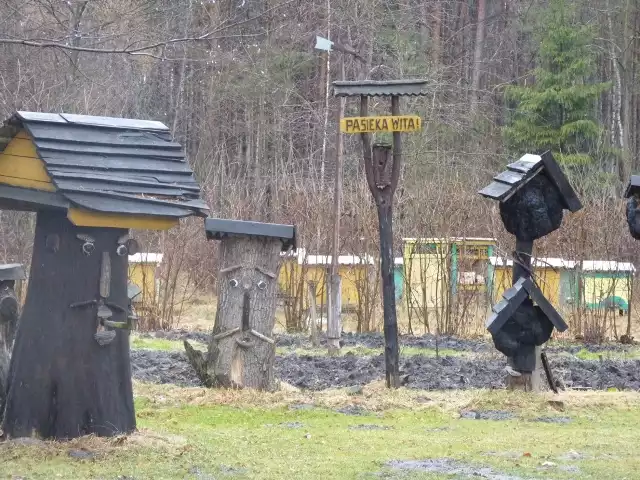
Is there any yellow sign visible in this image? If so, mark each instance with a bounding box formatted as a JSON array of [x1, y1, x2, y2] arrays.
[[340, 115, 422, 133]]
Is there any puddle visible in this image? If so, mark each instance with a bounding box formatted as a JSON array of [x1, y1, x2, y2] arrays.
[[385, 458, 530, 480], [460, 410, 516, 420]]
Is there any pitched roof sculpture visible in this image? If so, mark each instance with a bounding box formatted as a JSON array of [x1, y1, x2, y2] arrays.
[[0, 111, 207, 229]]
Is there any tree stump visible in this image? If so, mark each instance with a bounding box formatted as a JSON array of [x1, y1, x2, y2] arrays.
[[0, 280, 19, 407], [185, 236, 282, 390], [2, 211, 135, 439]]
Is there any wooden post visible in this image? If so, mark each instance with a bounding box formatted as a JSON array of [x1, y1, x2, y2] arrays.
[[506, 238, 542, 391], [327, 56, 346, 356], [358, 95, 402, 388], [308, 281, 320, 348]]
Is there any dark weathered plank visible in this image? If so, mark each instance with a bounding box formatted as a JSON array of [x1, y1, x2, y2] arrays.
[[332, 79, 428, 97], [50, 170, 199, 191], [493, 170, 525, 185], [66, 193, 194, 217], [69, 190, 208, 213], [539, 151, 582, 212], [16, 111, 67, 123], [486, 277, 529, 334], [59, 113, 168, 131], [41, 152, 193, 173], [524, 281, 569, 332], [26, 123, 182, 149], [35, 140, 185, 160], [478, 181, 512, 200], [0, 264, 26, 281], [506, 154, 542, 173], [0, 184, 68, 210], [205, 218, 296, 250], [55, 179, 196, 197]]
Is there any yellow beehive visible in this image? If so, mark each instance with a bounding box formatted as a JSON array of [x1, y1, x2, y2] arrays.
[[128, 253, 163, 304]]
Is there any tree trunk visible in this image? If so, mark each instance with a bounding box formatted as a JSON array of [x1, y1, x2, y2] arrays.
[[470, 0, 486, 114], [308, 282, 319, 348], [0, 280, 19, 408], [377, 199, 400, 388], [327, 273, 341, 355], [3, 211, 134, 439], [185, 236, 281, 391]]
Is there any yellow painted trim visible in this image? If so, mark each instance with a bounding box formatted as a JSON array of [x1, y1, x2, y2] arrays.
[[0, 130, 54, 191], [68, 208, 179, 230]]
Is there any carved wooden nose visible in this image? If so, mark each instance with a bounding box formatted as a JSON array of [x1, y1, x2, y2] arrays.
[[241, 291, 250, 332]]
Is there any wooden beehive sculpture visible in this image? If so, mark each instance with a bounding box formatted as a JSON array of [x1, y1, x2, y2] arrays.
[[479, 152, 581, 390], [0, 112, 207, 439], [624, 175, 640, 240], [0, 263, 25, 401], [185, 218, 295, 391]]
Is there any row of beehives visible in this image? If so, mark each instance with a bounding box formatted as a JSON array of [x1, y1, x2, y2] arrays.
[[3, 253, 164, 306], [277, 238, 635, 315]]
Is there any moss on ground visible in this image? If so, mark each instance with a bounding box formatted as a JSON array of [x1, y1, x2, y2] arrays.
[[1, 383, 639, 479]]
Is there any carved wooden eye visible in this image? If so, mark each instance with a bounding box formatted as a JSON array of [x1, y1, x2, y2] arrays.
[[257, 280, 267, 290], [229, 279, 239, 288], [116, 245, 128, 256], [82, 242, 95, 256]]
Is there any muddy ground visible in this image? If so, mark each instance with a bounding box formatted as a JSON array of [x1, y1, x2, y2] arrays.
[[131, 331, 640, 391]]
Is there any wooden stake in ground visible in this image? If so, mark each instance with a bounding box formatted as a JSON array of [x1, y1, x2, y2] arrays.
[[0, 111, 207, 439], [185, 218, 295, 391], [332, 79, 427, 389]]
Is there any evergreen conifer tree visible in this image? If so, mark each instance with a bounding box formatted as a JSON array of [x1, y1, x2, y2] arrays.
[[503, 0, 610, 165]]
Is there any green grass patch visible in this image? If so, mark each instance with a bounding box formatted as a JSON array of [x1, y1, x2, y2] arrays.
[[276, 345, 467, 358], [2, 386, 639, 479], [130, 335, 206, 352], [571, 347, 640, 361]]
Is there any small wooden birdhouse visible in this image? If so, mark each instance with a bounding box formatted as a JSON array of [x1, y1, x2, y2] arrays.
[[478, 151, 582, 210], [624, 175, 640, 239], [479, 151, 582, 242], [487, 277, 568, 372]]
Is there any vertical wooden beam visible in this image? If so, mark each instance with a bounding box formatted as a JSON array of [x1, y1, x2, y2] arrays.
[[373, 145, 400, 388], [327, 56, 346, 356], [507, 238, 541, 391]]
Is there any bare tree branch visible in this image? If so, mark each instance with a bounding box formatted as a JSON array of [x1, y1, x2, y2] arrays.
[[0, 0, 295, 60]]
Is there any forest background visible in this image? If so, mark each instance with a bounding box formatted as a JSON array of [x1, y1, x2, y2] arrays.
[[0, 0, 637, 337]]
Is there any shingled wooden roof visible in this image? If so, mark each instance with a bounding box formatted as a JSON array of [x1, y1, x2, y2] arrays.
[[0, 111, 208, 228]]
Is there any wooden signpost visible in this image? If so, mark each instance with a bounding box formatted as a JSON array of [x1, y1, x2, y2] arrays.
[[333, 80, 427, 388], [340, 115, 422, 134]]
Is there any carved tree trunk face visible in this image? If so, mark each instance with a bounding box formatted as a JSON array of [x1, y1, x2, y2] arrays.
[[207, 236, 282, 390], [2, 211, 135, 439]]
